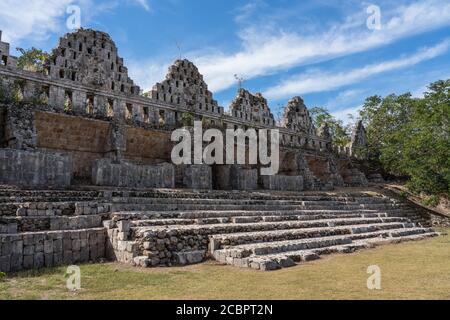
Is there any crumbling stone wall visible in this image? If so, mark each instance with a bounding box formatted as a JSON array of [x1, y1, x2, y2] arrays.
[[48, 29, 140, 95], [349, 120, 368, 159], [229, 89, 275, 126], [281, 97, 316, 136], [150, 59, 224, 118], [0, 27, 368, 190], [3, 103, 37, 149]]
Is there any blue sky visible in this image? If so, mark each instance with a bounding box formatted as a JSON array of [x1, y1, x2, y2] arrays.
[[1, 0, 450, 123]]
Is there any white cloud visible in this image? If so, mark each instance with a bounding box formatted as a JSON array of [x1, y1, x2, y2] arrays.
[[234, 0, 266, 23], [264, 39, 450, 99], [127, 59, 169, 92], [332, 105, 362, 125], [192, 0, 450, 92], [0, 0, 76, 43], [132, 0, 150, 12]]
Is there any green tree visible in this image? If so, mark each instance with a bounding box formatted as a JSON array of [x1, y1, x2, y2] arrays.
[[16, 47, 50, 72], [359, 81, 450, 196], [309, 107, 351, 147]]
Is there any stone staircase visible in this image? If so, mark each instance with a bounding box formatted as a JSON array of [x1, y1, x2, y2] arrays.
[[104, 189, 440, 271], [0, 186, 442, 272]]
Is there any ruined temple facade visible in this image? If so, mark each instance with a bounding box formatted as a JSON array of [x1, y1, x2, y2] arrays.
[[0, 28, 367, 191], [349, 120, 368, 159], [229, 88, 275, 127], [48, 29, 140, 95], [150, 59, 223, 121], [4, 29, 440, 276], [282, 97, 315, 135]]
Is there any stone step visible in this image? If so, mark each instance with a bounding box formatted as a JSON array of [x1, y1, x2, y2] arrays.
[[0, 196, 98, 203], [219, 227, 433, 258], [129, 212, 413, 228], [117, 209, 378, 219], [109, 196, 392, 205], [0, 214, 105, 233], [208, 222, 411, 250], [0, 190, 101, 198], [105, 190, 389, 201], [135, 217, 410, 239], [111, 202, 408, 212], [112, 209, 384, 220], [213, 228, 437, 270]]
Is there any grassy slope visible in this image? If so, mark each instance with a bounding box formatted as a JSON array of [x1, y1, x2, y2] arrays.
[[1, 228, 449, 300]]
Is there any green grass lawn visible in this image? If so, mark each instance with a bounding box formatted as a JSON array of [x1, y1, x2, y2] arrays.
[[1, 228, 450, 300]]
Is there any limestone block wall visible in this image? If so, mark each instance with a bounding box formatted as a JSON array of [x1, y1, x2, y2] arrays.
[[35, 111, 109, 179], [3, 103, 37, 150], [230, 166, 258, 191], [0, 149, 72, 187], [34, 111, 174, 180], [182, 165, 212, 190], [261, 175, 303, 191], [92, 159, 175, 188], [124, 126, 172, 165], [0, 228, 106, 273]]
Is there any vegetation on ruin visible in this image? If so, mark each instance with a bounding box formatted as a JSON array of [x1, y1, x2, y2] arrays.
[[360, 79, 450, 197], [15, 47, 50, 73], [177, 112, 194, 127], [309, 107, 351, 147], [1, 228, 449, 300]]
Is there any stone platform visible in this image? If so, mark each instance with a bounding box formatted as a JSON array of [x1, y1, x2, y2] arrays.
[[0, 186, 445, 272]]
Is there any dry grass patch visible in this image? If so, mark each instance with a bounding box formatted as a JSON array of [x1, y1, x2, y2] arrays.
[[1, 228, 449, 300]]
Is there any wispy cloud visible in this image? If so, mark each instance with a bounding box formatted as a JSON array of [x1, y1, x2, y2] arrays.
[[234, 0, 267, 23], [192, 0, 450, 92], [0, 0, 76, 43], [264, 39, 450, 99], [332, 105, 362, 125], [127, 59, 169, 92], [0, 0, 150, 45], [132, 0, 150, 12]]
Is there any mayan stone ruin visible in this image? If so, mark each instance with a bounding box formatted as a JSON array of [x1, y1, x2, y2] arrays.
[[0, 29, 445, 273]]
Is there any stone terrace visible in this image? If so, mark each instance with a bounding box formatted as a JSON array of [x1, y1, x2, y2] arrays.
[[104, 188, 441, 271], [0, 185, 445, 272]]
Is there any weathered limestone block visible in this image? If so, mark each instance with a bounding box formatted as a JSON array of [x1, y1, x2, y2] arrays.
[[0, 228, 107, 272], [174, 250, 205, 265], [92, 159, 175, 188], [3, 103, 37, 149], [182, 165, 212, 190], [343, 168, 368, 187], [294, 153, 319, 190], [0, 149, 72, 187], [230, 166, 258, 190], [261, 175, 303, 191]]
